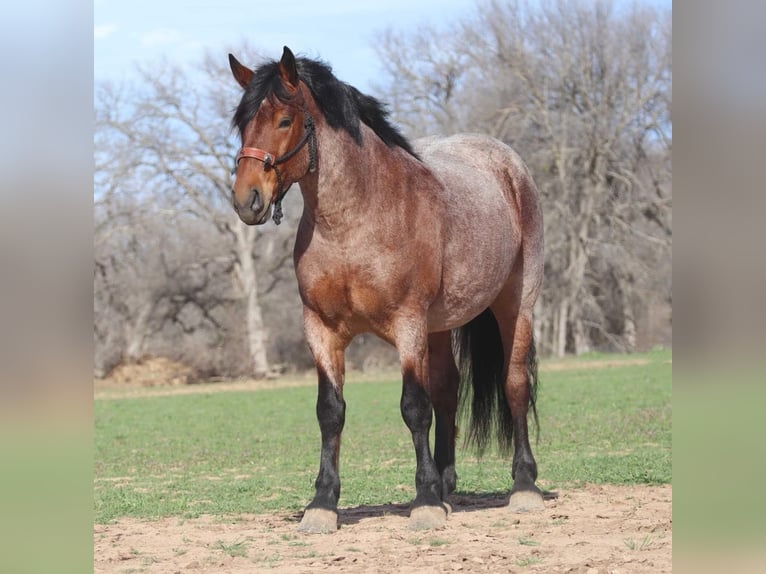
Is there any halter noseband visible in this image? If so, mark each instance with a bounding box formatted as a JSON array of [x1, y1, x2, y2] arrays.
[[235, 112, 317, 225]]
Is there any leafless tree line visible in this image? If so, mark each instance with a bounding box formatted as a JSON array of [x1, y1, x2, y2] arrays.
[[94, 0, 671, 378]]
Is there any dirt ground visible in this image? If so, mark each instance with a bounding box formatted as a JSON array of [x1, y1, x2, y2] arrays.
[[94, 483, 671, 573]]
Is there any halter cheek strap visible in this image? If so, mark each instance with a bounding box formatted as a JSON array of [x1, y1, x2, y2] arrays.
[[235, 114, 317, 225]]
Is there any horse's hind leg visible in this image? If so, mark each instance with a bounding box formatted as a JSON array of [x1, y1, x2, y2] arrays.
[[491, 282, 545, 513], [298, 308, 350, 533], [396, 319, 448, 530], [429, 331, 459, 498]]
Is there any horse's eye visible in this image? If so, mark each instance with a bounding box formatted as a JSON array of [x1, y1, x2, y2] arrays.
[[278, 117, 292, 129]]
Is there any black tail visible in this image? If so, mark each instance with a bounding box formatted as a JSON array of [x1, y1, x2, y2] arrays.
[[454, 309, 539, 456]]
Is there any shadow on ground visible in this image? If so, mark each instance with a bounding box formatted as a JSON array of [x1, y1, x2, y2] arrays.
[[287, 490, 559, 526]]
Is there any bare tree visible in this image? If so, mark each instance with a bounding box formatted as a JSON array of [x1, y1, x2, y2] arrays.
[[94, 203, 237, 375], [376, 28, 473, 136], [375, 0, 672, 355], [95, 46, 298, 378]]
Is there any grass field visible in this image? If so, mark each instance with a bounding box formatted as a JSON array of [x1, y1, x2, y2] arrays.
[[94, 349, 671, 523]]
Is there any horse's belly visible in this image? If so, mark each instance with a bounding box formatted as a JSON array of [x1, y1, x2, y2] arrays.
[[427, 226, 518, 332], [427, 298, 492, 332], [426, 271, 508, 331]]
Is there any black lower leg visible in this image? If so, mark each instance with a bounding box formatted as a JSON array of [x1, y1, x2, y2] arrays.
[[307, 372, 346, 511], [434, 412, 457, 496], [401, 374, 442, 508], [510, 417, 540, 494]]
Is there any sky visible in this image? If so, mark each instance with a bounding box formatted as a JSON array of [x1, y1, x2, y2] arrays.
[[94, 0, 482, 93], [95, 0, 672, 96]]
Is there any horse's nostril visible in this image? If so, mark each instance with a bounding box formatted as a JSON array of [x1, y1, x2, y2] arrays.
[[249, 188, 263, 212], [232, 188, 263, 214]]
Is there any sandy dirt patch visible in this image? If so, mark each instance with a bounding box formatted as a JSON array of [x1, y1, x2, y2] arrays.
[[94, 483, 671, 573]]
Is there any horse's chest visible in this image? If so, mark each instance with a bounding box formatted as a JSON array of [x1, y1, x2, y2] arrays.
[[297, 257, 403, 333]]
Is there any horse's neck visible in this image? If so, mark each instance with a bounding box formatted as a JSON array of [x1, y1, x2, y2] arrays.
[[299, 123, 410, 232]]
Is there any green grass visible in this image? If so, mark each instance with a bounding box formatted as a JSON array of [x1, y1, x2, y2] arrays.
[[94, 349, 671, 522], [516, 556, 543, 567], [215, 539, 250, 557], [624, 534, 655, 551], [518, 537, 540, 546]]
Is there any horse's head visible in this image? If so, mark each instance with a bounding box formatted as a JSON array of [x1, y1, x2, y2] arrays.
[[229, 47, 316, 225]]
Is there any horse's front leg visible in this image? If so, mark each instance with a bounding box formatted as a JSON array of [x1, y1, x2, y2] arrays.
[[298, 309, 349, 533], [397, 321, 448, 530]]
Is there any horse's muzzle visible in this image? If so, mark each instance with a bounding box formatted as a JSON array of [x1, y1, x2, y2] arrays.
[[232, 188, 270, 225]]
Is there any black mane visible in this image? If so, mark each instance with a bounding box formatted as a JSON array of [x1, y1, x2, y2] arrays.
[[232, 56, 418, 158]]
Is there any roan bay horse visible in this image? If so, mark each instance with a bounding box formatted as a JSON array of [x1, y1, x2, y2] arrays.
[[228, 47, 545, 532]]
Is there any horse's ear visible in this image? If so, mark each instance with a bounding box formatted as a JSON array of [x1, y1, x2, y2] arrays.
[[229, 54, 254, 89], [278, 46, 299, 87]]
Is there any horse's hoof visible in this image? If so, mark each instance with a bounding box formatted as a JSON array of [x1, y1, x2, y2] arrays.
[[508, 489, 545, 513], [297, 508, 338, 533], [408, 505, 447, 530]]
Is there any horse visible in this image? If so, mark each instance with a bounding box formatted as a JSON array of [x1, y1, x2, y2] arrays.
[[228, 46, 545, 533]]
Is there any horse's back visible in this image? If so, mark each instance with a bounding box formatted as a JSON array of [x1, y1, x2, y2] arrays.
[[415, 134, 543, 330], [416, 133, 538, 215]]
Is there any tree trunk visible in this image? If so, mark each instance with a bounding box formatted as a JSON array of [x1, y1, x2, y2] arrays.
[[555, 299, 568, 358], [124, 302, 153, 362], [234, 223, 270, 378], [621, 281, 637, 353], [572, 314, 591, 355]]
